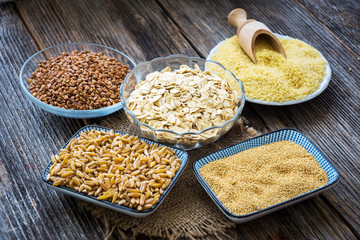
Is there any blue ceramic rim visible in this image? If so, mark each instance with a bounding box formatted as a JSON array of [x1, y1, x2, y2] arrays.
[[193, 128, 340, 219], [20, 43, 137, 116], [120, 54, 246, 136], [42, 125, 189, 214]]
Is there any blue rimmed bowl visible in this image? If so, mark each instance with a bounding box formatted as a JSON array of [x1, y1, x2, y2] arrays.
[[20, 43, 136, 118], [193, 128, 339, 223], [42, 125, 189, 217], [120, 54, 246, 150]]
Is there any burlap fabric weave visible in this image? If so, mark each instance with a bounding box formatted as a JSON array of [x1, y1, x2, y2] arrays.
[[81, 110, 260, 239]]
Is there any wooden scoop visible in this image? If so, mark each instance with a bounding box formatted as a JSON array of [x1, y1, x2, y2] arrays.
[[228, 8, 286, 64]]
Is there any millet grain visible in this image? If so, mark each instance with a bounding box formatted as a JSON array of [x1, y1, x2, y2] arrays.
[[199, 140, 328, 215]]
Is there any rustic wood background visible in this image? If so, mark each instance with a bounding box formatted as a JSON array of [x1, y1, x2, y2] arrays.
[[0, 0, 359, 239]]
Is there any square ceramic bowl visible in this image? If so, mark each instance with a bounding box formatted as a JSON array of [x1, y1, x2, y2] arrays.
[[193, 128, 339, 223], [42, 125, 189, 217]]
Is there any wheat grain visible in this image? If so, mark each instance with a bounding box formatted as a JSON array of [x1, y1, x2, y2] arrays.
[[48, 129, 181, 211]]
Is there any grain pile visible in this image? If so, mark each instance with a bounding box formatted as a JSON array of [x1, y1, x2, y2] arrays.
[[127, 64, 240, 147], [128, 65, 239, 133], [211, 36, 327, 102], [199, 140, 328, 215], [47, 129, 181, 211], [28, 50, 130, 110]]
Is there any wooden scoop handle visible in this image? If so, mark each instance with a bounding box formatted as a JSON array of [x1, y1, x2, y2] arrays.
[[227, 8, 286, 64], [228, 9, 255, 34]]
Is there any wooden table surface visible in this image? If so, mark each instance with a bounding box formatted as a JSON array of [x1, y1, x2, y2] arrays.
[[1, 0, 359, 239]]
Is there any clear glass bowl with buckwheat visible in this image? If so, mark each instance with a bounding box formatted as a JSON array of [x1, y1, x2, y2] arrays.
[[120, 55, 245, 150], [20, 43, 136, 118]]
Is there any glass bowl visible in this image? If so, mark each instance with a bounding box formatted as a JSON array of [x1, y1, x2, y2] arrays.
[[20, 43, 136, 118], [120, 55, 246, 150]]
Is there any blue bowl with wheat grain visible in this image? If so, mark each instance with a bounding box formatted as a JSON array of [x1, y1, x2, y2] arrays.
[[42, 125, 189, 217]]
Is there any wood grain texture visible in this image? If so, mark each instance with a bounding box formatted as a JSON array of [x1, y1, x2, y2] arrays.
[[2, 0, 225, 239], [15, 0, 197, 62], [158, 0, 360, 238], [15, 0, 266, 132], [0, 3, 106, 240], [0, 0, 358, 239], [297, 0, 360, 56]]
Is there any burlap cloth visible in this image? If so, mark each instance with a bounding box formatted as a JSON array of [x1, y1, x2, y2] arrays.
[[81, 110, 260, 239]]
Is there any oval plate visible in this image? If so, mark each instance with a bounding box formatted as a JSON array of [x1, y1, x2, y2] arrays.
[[207, 34, 331, 106]]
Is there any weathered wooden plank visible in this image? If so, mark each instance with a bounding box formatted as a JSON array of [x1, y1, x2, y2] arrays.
[[158, 0, 360, 238], [10, 1, 269, 239], [16, 0, 266, 132], [0, 3, 111, 240], [15, 0, 196, 62], [297, 0, 360, 56], [4, 0, 254, 239], [8, 0, 360, 239], [236, 197, 355, 239]]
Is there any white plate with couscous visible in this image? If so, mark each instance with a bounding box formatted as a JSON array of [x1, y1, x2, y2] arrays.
[[207, 34, 331, 106]]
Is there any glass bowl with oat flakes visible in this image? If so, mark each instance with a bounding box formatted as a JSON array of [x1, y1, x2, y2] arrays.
[[120, 55, 245, 150], [20, 43, 136, 118]]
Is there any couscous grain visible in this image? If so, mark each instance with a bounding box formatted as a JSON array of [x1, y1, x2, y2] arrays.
[[211, 36, 326, 102]]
